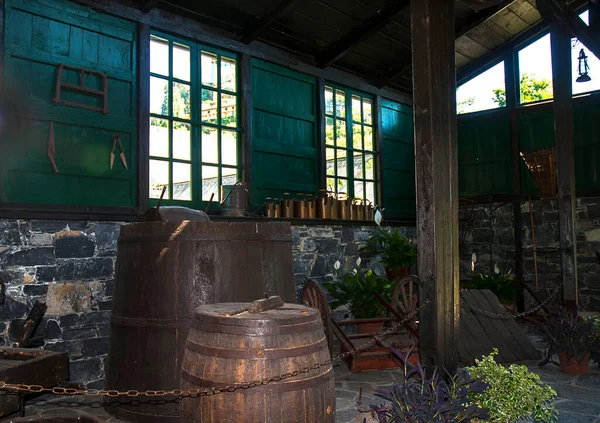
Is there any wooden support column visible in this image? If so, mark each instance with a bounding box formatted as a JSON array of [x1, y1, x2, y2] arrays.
[[591, 0, 599, 29], [241, 54, 253, 191], [550, 23, 578, 310], [137, 23, 150, 213], [411, 0, 459, 371]]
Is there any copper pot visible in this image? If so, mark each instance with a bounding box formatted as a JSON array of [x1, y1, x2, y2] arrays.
[[266, 197, 282, 218], [336, 193, 351, 220], [352, 199, 364, 221], [306, 194, 317, 219], [294, 194, 308, 219], [364, 200, 374, 221], [281, 193, 294, 218], [316, 190, 332, 219]]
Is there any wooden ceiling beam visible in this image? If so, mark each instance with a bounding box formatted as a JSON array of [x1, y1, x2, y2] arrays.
[[316, 0, 410, 68], [374, 0, 515, 88], [139, 0, 161, 14], [238, 0, 297, 45], [538, 0, 600, 59]]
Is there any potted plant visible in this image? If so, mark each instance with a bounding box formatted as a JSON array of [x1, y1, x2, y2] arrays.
[[359, 228, 417, 282], [322, 260, 393, 334], [368, 348, 490, 423], [467, 349, 558, 423], [540, 312, 599, 374], [464, 256, 518, 313]]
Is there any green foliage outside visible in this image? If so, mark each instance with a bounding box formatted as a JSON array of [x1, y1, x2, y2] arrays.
[[492, 73, 553, 107], [159, 84, 236, 126], [464, 255, 517, 305], [467, 349, 558, 423]]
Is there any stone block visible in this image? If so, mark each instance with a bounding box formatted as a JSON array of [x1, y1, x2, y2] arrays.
[[83, 337, 108, 356], [67, 222, 89, 231], [86, 379, 105, 390], [30, 233, 53, 246], [54, 231, 95, 258], [59, 314, 80, 328], [584, 228, 600, 242], [310, 255, 327, 277], [70, 358, 102, 383], [586, 203, 600, 220], [78, 311, 111, 327], [97, 324, 110, 337], [56, 260, 75, 281], [36, 266, 56, 282], [0, 221, 23, 245], [46, 282, 103, 315], [293, 259, 313, 275], [0, 296, 28, 320], [3, 247, 55, 266], [95, 223, 121, 252], [97, 300, 112, 311], [23, 284, 48, 296], [315, 238, 339, 254], [73, 258, 114, 280], [62, 327, 98, 341], [300, 238, 317, 253], [45, 319, 62, 339], [30, 221, 67, 233]]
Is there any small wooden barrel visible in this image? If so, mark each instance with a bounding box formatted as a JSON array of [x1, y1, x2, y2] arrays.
[[181, 303, 336, 423]]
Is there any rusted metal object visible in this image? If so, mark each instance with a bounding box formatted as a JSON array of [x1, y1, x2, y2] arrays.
[[105, 222, 296, 423], [181, 303, 336, 423], [0, 348, 68, 418], [221, 181, 247, 216], [14, 300, 47, 348], [53, 63, 109, 114]]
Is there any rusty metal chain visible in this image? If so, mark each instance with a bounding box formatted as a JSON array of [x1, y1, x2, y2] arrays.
[[461, 287, 561, 320], [0, 300, 430, 399]]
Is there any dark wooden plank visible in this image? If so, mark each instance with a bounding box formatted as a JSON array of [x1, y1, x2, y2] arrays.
[[15, 300, 47, 348], [412, 0, 459, 371], [454, 0, 517, 38], [459, 291, 497, 363], [508, 0, 541, 25], [549, 21, 579, 310], [317, 77, 326, 189], [138, 23, 150, 214], [478, 289, 540, 359], [592, 0, 600, 29], [317, 0, 410, 68], [0, 0, 4, 201], [241, 54, 253, 193], [239, 0, 297, 44], [140, 0, 161, 13]]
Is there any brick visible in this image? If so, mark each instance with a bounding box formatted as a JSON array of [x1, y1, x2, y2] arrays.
[[62, 327, 97, 341], [55, 260, 75, 281], [44, 340, 83, 357], [30, 221, 68, 233], [36, 266, 56, 282], [46, 282, 98, 315], [95, 223, 121, 252], [54, 231, 95, 258], [0, 221, 23, 245], [23, 284, 48, 296], [0, 297, 27, 320], [3, 247, 55, 266], [73, 258, 114, 280], [70, 358, 102, 383], [83, 337, 108, 356], [30, 233, 53, 246]]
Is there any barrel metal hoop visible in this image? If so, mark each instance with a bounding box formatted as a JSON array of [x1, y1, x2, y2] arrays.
[[194, 309, 318, 327], [191, 319, 323, 336], [111, 315, 191, 329], [118, 233, 292, 244], [180, 367, 333, 394], [184, 337, 328, 360]]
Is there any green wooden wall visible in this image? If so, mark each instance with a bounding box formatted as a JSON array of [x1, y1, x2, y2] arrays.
[[1, 0, 137, 207], [250, 59, 318, 208], [457, 116, 512, 197], [574, 102, 600, 192], [380, 99, 415, 218]]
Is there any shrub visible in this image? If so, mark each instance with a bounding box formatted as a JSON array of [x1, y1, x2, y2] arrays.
[[467, 349, 558, 423]]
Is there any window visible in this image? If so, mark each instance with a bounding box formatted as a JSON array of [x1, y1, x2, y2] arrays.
[[571, 10, 600, 95], [518, 34, 553, 104], [457, 62, 506, 114], [324, 85, 377, 204], [149, 33, 240, 205]]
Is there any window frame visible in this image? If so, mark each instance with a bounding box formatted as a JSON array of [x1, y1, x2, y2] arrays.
[[456, 59, 507, 116], [148, 31, 241, 209], [323, 83, 378, 205], [515, 31, 555, 107]]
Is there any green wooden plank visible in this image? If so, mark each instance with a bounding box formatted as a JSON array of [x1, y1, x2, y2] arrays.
[[252, 141, 316, 159]]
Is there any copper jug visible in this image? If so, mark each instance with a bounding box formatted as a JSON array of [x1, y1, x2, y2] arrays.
[[294, 194, 308, 219], [316, 189, 332, 219], [282, 192, 294, 218], [306, 194, 317, 219], [352, 199, 364, 221], [336, 192, 351, 220], [364, 199, 374, 221]]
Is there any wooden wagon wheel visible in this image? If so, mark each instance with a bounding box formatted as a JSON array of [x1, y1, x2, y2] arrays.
[[301, 280, 334, 355], [391, 275, 419, 327]]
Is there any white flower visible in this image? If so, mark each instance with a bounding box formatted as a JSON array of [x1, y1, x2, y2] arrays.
[[494, 263, 500, 274], [471, 260, 475, 272], [334, 260, 341, 270], [352, 269, 358, 275], [471, 253, 477, 263], [374, 209, 382, 226], [356, 257, 361, 267]]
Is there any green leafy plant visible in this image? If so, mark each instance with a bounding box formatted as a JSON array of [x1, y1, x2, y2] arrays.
[[359, 228, 417, 270], [322, 262, 393, 319], [540, 312, 600, 366], [464, 256, 517, 305], [467, 349, 558, 423]]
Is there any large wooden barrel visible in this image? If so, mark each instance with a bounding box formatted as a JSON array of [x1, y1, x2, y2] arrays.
[[181, 303, 336, 423], [105, 222, 296, 423]]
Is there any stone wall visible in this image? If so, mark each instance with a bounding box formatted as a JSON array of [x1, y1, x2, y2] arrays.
[[460, 196, 600, 311], [0, 219, 414, 388]]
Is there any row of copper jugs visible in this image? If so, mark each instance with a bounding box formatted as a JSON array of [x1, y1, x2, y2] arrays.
[[265, 190, 375, 221]]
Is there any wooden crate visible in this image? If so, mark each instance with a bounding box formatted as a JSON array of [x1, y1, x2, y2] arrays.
[[0, 348, 69, 417]]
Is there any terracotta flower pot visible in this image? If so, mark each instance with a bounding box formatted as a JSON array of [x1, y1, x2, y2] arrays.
[[357, 321, 384, 334], [559, 352, 591, 374], [396, 346, 420, 366]]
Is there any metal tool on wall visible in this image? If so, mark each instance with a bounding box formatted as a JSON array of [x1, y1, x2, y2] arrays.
[[54, 63, 109, 114], [110, 134, 128, 169]]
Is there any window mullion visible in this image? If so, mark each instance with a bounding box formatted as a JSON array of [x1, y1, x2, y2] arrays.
[[346, 93, 354, 199]]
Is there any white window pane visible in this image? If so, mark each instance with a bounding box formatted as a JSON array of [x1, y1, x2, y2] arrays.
[[365, 154, 375, 180], [325, 87, 333, 115], [221, 93, 237, 127], [352, 95, 361, 122], [173, 162, 191, 201], [222, 167, 237, 187], [352, 123, 362, 150], [326, 148, 335, 176], [366, 182, 375, 204], [202, 166, 218, 201], [354, 180, 364, 200], [173, 122, 191, 161], [173, 43, 191, 82], [172, 82, 190, 120], [150, 77, 168, 115], [222, 130, 237, 166], [150, 36, 169, 76], [364, 126, 373, 151], [202, 89, 218, 124], [337, 149, 347, 177], [149, 118, 169, 158], [363, 99, 372, 124], [202, 127, 218, 164], [336, 119, 346, 148], [327, 177, 336, 193], [221, 57, 237, 92], [201, 51, 218, 88], [518, 34, 553, 104], [456, 62, 505, 114], [150, 160, 169, 199], [326, 117, 334, 146], [571, 11, 600, 94], [353, 152, 363, 179], [335, 90, 345, 118]]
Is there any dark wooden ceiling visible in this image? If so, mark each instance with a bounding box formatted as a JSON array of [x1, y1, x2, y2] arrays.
[[140, 0, 556, 94]]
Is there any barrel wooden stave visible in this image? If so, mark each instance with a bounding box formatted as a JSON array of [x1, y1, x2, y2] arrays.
[[181, 304, 335, 423], [106, 222, 295, 423]]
